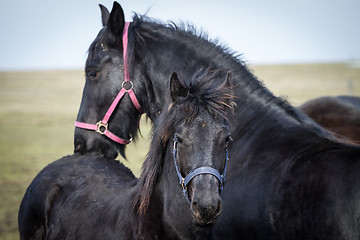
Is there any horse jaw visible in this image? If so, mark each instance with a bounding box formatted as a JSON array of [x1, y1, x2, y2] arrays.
[[74, 128, 123, 159]]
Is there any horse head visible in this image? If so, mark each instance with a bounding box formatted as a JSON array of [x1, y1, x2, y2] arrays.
[[136, 68, 234, 228], [74, 3, 144, 159], [170, 70, 233, 225]]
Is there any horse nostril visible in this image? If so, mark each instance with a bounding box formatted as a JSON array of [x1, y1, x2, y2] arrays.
[[215, 200, 222, 215], [191, 200, 199, 212], [191, 197, 222, 222], [206, 200, 221, 216]]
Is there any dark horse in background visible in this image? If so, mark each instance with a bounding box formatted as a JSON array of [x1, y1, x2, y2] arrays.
[[299, 95, 360, 144], [72, 2, 360, 239], [18, 69, 234, 239]]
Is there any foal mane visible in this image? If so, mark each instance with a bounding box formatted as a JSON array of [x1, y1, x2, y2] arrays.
[[133, 68, 235, 215]]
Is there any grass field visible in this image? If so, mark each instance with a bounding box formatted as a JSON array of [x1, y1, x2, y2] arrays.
[[0, 63, 359, 239]]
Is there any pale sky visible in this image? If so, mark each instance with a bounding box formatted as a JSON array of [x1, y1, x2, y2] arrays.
[[0, 0, 359, 71]]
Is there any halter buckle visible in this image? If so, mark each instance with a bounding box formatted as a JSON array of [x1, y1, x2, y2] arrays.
[[96, 121, 108, 135], [122, 81, 134, 90], [180, 178, 186, 191]]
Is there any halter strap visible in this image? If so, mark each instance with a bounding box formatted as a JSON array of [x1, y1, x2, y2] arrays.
[[184, 166, 223, 187], [75, 22, 143, 145], [173, 138, 229, 205], [123, 23, 130, 82], [122, 22, 143, 113]]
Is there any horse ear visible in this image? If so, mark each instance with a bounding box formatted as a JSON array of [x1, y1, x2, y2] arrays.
[[106, 2, 125, 39], [170, 72, 188, 102], [99, 4, 110, 26]]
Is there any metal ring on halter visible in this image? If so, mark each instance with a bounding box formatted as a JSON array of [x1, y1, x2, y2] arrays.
[[96, 121, 108, 135], [122, 81, 134, 90]]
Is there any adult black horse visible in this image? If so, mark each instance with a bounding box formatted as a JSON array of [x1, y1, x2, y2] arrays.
[[299, 95, 360, 144], [73, 2, 360, 239], [18, 69, 234, 239]]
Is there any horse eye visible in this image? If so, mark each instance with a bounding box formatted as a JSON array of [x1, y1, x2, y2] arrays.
[[86, 70, 99, 80]]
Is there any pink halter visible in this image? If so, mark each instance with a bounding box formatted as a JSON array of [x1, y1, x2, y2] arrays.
[[75, 22, 143, 145]]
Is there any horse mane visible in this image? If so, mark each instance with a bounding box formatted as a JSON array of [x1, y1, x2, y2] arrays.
[[130, 13, 246, 67], [128, 15, 332, 137], [133, 67, 235, 215], [91, 9, 337, 156]]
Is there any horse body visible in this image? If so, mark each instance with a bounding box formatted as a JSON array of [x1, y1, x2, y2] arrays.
[[20, 142, 360, 239], [269, 147, 360, 240], [19, 69, 233, 239], [18, 155, 145, 239], [71, 2, 360, 239], [215, 115, 360, 239], [18, 155, 213, 240], [299, 96, 360, 144]]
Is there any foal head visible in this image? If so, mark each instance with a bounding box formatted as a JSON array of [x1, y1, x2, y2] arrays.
[[135, 68, 234, 226], [74, 3, 143, 159], [169, 69, 233, 225]]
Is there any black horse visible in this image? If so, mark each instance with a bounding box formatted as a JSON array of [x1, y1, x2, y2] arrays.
[[74, 2, 244, 159], [19, 69, 234, 239], [299, 95, 360, 144], [73, 2, 360, 239]]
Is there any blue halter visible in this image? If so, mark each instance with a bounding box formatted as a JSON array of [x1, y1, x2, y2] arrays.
[[172, 136, 229, 205]]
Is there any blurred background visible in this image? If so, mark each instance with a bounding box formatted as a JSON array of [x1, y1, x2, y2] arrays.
[[1, 0, 359, 239]]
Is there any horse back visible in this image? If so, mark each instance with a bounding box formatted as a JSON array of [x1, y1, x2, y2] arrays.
[[18, 154, 136, 240], [299, 96, 360, 144]]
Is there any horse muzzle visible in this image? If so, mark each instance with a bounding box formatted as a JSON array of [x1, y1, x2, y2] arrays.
[[74, 129, 119, 159], [188, 175, 223, 226]]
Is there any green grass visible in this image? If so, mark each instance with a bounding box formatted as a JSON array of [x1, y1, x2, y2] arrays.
[[0, 63, 359, 239]]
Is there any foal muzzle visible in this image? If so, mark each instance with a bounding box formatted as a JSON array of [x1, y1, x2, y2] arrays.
[[172, 137, 229, 205]]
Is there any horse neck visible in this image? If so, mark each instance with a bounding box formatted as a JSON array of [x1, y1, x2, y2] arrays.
[[228, 93, 342, 176], [132, 22, 294, 127], [131, 21, 334, 152]]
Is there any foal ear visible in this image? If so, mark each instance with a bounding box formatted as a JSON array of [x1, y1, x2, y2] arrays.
[[170, 72, 188, 102], [106, 2, 125, 39], [99, 4, 110, 26], [223, 71, 231, 88], [220, 71, 233, 91]]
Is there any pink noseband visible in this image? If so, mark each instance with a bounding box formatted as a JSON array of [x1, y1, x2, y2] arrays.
[[75, 22, 143, 145]]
